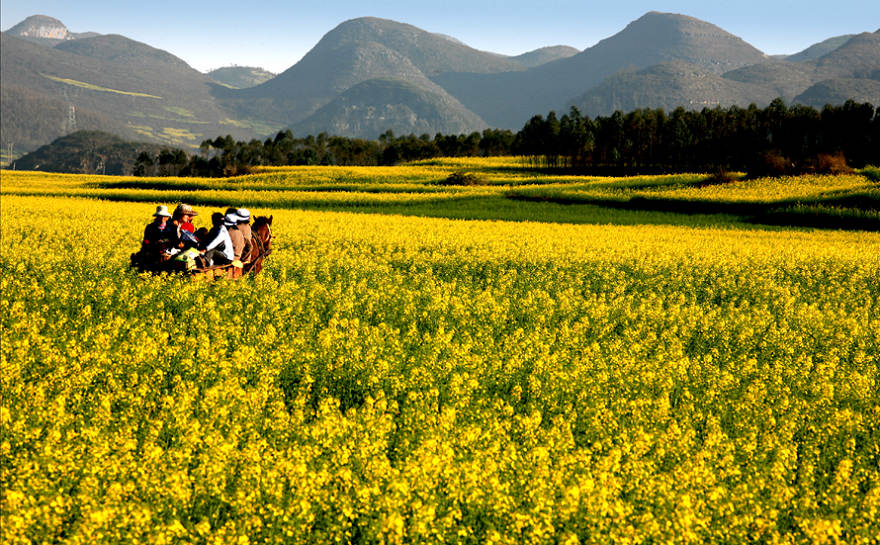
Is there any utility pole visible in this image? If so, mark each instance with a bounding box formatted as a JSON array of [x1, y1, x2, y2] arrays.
[[63, 89, 77, 133], [68, 104, 77, 133]]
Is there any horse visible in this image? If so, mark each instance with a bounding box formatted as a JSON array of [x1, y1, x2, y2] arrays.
[[243, 215, 273, 275]]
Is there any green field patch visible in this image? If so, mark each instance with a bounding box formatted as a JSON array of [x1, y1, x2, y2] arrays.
[[221, 117, 284, 135], [160, 127, 199, 143], [127, 124, 156, 138], [41, 74, 162, 99], [3, 167, 877, 232], [129, 111, 210, 125], [162, 106, 195, 118]]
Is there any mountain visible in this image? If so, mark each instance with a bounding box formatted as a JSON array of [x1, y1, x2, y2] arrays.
[[573, 28, 880, 117], [221, 17, 533, 126], [812, 32, 880, 79], [3, 12, 877, 158], [291, 78, 488, 138], [510, 46, 579, 68], [208, 66, 275, 89], [216, 16, 561, 136], [787, 34, 856, 62], [433, 11, 768, 128], [572, 62, 777, 116], [1, 29, 262, 155], [1, 83, 125, 154], [795, 78, 880, 107], [228, 37, 443, 122], [790, 32, 880, 106], [4, 14, 98, 46], [722, 60, 817, 102], [288, 17, 524, 75]]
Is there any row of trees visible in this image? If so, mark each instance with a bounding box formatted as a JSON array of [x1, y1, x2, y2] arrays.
[[136, 99, 878, 177], [134, 129, 517, 177], [514, 99, 879, 173]]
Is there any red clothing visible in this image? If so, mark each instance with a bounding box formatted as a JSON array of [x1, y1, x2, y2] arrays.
[[181, 222, 195, 233]]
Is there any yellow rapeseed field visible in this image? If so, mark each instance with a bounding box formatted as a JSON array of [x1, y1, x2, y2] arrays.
[[1, 162, 879, 544]]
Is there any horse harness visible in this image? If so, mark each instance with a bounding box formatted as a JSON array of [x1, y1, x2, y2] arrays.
[[250, 222, 273, 260]]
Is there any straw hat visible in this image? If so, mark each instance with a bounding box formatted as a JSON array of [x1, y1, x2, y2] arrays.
[[236, 208, 251, 221], [174, 203, 198, 217], [153, 205, 172, 217]]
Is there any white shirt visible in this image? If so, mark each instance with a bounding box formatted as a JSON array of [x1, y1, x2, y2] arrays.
[[205, 224, 234, 261]]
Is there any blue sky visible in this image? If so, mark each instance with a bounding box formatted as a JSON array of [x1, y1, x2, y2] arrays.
[[2, 1, 878, 73]]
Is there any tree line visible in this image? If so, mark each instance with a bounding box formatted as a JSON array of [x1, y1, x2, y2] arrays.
[[134, 129, 516, 177], [513, 99, 879, 174], [134, 99, 879, 177]]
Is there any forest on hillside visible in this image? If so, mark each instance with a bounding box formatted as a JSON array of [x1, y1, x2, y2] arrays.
[[14, 99, 880, 176], [143, 99, 879, 177]]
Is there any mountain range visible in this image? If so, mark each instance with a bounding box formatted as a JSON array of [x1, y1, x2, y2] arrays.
[[2, 13, 878, 157]]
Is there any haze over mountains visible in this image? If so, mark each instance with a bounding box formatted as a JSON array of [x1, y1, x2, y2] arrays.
[[2, 12, 878, 157]]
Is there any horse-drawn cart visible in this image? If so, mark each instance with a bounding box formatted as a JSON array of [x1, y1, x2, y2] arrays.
[[130, 215, 273, 280]]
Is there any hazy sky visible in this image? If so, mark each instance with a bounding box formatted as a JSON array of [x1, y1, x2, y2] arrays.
[[2, 1, 878, 73]]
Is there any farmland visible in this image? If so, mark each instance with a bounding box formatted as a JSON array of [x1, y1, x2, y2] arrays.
[[1, 159, 879, 544]]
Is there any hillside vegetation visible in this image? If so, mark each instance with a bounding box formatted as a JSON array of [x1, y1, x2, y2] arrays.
[[291, 78, 488, 139], [2, 12, 878, 157], [12, 131, 167, 175], [0, 31, 264, 155]]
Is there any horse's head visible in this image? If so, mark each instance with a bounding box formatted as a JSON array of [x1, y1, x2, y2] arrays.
[[242, 215, 273, 275], [252, 215, 273, 252]]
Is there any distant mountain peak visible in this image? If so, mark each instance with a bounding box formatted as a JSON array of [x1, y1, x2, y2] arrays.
[[208, 66, 275, 89], [5, 14, 99, 45], [6, 14, 70, 40], [787, 35, 856, 62], [313, 16, 522, 74], [590, 10, 767, 72], [512, 45, 579, 68]]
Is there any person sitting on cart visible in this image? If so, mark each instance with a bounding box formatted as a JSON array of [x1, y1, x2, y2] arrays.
[[141, 205, 172, 255], [163, 210, 201, 270], [226, 211, 246, 265], [173, 203, 198, 235], [200, 212, 234, 266], [167, 205, 200, 250], [236, 208, 253, 258]]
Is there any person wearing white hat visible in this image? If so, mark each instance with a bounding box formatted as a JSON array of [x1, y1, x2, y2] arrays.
[[225, 211, 246, 265], [236, 208, 253, 259], [140, 205, 172, 254], [200, 212, 234, 266]]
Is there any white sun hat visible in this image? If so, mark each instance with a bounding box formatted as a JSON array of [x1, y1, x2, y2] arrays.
[[153, 205, 172, 217]]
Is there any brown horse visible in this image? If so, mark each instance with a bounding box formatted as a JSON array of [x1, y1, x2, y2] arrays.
[[242, 215, 273, 275]]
